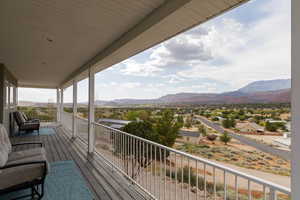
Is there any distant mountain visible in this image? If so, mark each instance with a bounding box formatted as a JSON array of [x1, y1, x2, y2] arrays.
[[18, 79, 291, 107], [18, 101, 55, 107], [152, 89, 290, 105], [238, 79, 291, 93]]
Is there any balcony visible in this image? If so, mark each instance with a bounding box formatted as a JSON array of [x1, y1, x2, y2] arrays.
[[10, 123, 150, 200], [0, 0, 296, 199], [58, 111, 290, 200]]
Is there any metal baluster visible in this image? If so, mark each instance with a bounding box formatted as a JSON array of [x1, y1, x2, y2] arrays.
[[154, 145, 157, 198], [270, 188, 277, 200], [134, 137, 137, 180], [214, 167, 217, 200], [120, 132, 122, 168], [159, 148, 162, 199], [131, 136, 134, 179], [188, 158, 190, 200], [150, 144, 152, 194], [146, 142, 148, 191], [121, 132, 123, 169], [169, 152, 172, 200], [126, 135, 129, 176], [123, 134, 126, 171], [115, 131, 117, 167], [139, 140, 142, 185], [204, 164, 207, 200], [175, 153, 177, 200], [224, 171, 227, 200], [263, 185, 266, 200], [117, 132, 120, 168], [110, 130, 114, 171], [120, 132, 123, 169], [235, 175, 238, 200], [181, 155, 183, 200], [196, 161, 198, 200], [113, 131, 116, 167], [248, 180, 251, 200], [143, 141, 146, 188], [164, 149, 166, 200]]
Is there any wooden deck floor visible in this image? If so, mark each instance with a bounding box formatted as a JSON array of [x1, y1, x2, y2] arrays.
[[11, 125, 151, 200]]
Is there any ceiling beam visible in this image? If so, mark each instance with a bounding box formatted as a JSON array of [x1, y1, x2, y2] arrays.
[[60, 0, 191, 86], [18, 84, 57, 89]]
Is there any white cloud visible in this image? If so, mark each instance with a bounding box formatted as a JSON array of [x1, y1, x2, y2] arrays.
[[119, 59, 163, 77], [118, 0, 290, 90], [18, 88, 56, 103], [122, 82, 141, 88], [176, 0, 290, 89]]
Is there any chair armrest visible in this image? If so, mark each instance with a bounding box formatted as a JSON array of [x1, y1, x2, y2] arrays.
[[0, 161, 48, 176], [12, 142, 43, 147], [27, 119, 40, 123], [23, 121, 40, 125]]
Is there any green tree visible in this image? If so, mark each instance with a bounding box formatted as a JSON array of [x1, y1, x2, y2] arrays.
[[265, 121, 278, 132], [155, 110, 181, 147], [198, 124, 207, 136], [125, 111, 140, 121], [122, 121, 159, 142], [121, 121, 157, 179], [220, 131, 231, 145], [176, 115, 184, 128], [26, 108, 38, 119], [125, 110, 151, 121], [222, 118, 236, 128], [211, 117, 219, 121], [185, 116, 192, 128]]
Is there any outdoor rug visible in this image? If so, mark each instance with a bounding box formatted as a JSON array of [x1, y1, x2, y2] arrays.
[[16, 127, 56, 136], [0, 160, 94, 200]]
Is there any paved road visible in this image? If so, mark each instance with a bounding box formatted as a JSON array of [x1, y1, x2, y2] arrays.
[[196, 116, 291, 161]]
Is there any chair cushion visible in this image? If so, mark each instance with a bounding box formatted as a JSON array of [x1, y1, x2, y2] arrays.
[[0, 146, 8, 168], [0, 154, 48, 190], [0, 124, 12, 154], [21, 112, 28, 121], [8, 148, 46, 163], [14, 112, 26, 125]]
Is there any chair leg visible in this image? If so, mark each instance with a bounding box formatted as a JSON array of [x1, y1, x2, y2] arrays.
[[31, 186, 35, 200], [40, 182, 44, 199]]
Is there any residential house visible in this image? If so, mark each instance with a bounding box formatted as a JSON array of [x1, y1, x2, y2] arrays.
[[236, 122, 265, 133]]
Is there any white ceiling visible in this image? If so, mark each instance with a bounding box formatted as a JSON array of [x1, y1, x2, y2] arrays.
[[0, 0, 248, 88]]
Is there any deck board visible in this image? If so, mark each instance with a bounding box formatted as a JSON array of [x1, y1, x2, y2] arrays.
[[11, 126, 151, 200]]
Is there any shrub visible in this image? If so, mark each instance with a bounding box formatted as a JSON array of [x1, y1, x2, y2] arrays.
[[166, 166, 224, 194], [207, 134, 218, 141], [220, 131, 232, 145]]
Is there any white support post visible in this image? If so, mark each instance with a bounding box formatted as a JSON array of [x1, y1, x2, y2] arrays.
[[56, 88, 61, 122], [60, 88, 64, 125], [72, 80, 78, 138], [292, 1, 300, 199], [13, 86, 18, 108], [88, 67, 95, 154]]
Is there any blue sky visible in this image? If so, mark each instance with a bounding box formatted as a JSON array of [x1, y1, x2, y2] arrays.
[[19, 0, 291, 103]]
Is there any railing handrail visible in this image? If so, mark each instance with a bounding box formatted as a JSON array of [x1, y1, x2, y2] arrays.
[[62, 111, 73, 116], [62, 111, 89, 122], [93, 121, 291, 195], [75, 115, 88, 121]]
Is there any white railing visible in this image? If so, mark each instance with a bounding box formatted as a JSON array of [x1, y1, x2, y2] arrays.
[[75, 115, 89, 143], [61, 111, 73, 131], [93, 122, 291, 200]]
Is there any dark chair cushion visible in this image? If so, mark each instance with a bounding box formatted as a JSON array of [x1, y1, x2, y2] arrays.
[[13, 112, 40, 133], [21, 112, 28, 121]]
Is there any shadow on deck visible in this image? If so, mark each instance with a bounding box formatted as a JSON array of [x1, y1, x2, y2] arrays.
[[11, 125, 151, 200]]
